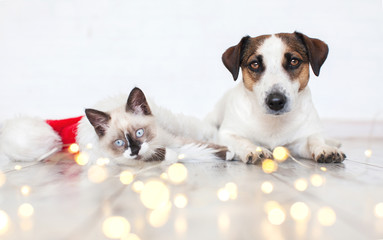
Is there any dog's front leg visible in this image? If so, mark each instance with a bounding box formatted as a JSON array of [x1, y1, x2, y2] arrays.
[[218, 131, 272, 164]]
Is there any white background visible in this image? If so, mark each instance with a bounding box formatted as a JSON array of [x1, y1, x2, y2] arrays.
[[0, 0, 382, 123]]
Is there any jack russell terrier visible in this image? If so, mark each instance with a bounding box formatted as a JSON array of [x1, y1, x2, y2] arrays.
[[206, 32, 346, 164]]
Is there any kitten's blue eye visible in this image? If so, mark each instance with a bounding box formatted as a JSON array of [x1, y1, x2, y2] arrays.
[[114, 139, 125, 147], [136, 128, 144, 138]]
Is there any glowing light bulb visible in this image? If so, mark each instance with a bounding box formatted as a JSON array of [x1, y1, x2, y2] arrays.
[[140, 180, 170, 210], [310, 174, 324, 187], [20, 185, 31, 196], [18, 203, 34, 218], [87, 165, 108, 183], [132, 181, 144, 193], [261, 181, 274, 194], [0, 210, 10, 235], [174, 194, 188, 208], [147, 202, 171, 227], [225, 182, 238, 200], [374, 202, 383, 218], [102, 216, 130, 239], [268, 207, 286, 225], [273, 147, 289, 162], [364, 149, 372, 158], [167, 163, 188, 184], [290, 202, 310, 221], [0, 171, 6, 187], [294, 178, 308, 191], [120, 170, 134, 185], [317, 207, 336, 226], [217, 188, 230, 201], [262, 159, 278, 173], [75, 152, 89, 166], [68, 143, 79, 153]]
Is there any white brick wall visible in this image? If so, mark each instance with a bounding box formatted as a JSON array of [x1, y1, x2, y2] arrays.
[[0, 0, 382, 122]]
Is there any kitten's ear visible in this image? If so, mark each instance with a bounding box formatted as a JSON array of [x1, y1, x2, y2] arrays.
[[126, 87, 152, 115], [85, 109, 111, 137]]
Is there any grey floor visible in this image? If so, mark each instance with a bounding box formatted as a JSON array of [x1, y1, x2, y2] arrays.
[[0, 138, 382, 240]]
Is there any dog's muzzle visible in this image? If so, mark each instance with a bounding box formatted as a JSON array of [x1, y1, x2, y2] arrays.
[[266, 92, 287, 112]]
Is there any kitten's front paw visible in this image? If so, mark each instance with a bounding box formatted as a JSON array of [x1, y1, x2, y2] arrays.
[[244, 147, 272, 164], [312, 146, 346, 163]]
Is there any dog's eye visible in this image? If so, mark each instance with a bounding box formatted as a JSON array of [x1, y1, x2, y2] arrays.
[[290, 58, 300, 66], [249, 61, 260, 71]]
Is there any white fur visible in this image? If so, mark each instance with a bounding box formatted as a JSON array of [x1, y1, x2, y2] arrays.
[[206, 35, 343, 163], [0, 116, 61, 161]]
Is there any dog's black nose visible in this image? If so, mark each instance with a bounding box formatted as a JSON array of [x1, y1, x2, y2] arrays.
[[266, 92, 286, 111]]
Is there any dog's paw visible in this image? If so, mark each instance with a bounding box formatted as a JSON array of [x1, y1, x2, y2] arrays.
[[312, 146, 346, 163], [244, 147, 273, 164]]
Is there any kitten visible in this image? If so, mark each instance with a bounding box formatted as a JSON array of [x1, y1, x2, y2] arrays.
[[78, 87, 232, 163]]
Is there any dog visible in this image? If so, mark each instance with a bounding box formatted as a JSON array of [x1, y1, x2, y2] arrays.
[[206, 31, 346, 164]]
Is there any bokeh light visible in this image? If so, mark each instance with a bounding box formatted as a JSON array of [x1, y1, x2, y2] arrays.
[[75, 152, 89, 166], [18, 203, 34, 218], [121, 233, 140, 240], [268, 207, 286, 225], [217, 188, 230, 202], [140, 180, 170, 210], [148, 201, 171, 228], [262, 159, 278, 173], [290, 202, 310, 221], [86, 143, 93, 149], [120, 170, 134, 185], [68, 143, 79, 153], [178, 154, 185, 160], [294, 178, 308, 191], [261, 181, 274, 194], [310, 174, 324, 187], [0, 210, 10, 235], [225, 182, 238, 200], [264, 201, 281, 213], [14, 165, 22, 170], [102, 216, 130, 239], [160, 173, 168, 180], [317, 207, 336, 226], [87, 165, 108, 183], [364, 149, 372, 158], [132, 181, 144, 193], [20, 185, 31, 196], [320, 167, 327, 172], [374, 202, 383, 218], [167, 163, 188, 184], [273, 147, 289, 162], [174, 194, 188, 209], [97, 158, 110, 166]]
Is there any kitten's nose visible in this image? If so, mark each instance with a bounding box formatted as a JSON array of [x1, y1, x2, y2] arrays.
[[266, 92, 286, 111]]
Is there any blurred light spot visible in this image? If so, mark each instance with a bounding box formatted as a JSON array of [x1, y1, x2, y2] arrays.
[[121, 233, 140, 240], [174, 216, 187, 234], [174, 194, 188, 208], [0, 210, 10, 235], [364, 149, 372, 158], [148, 201, 171, 227], [262, 159, 278, 173], [264, 201, 281, 213], [294, 178, 308, 191], [14, 165, 22, 170], [97, 158, 110, 166], [160, 172, 168, 180], [140, 180, 170, 210], [0, 171, 6, 187], [374, 202, 383, 218], [120, 170, 134, 185], [20, 185, 31, 196], [178, 154, 185, 160], [268, 207, 286, 225], [86, 143, 93, 149], [217, 188, 230, 202], [273, 147, 289, 162], [218, 213, 230, 231], [132, 181, 144, 193], [310, 174, 324, 187], [167, 163, 188, 184], [68, 143, 79, 153], [320, 167, 327, 172], [290, 202, 310, 221], [317, 207, 336, 226], [261, 181, 274, 194], [225, 182, 238, 200], [88, 165, 108, 183], [75, 152, 89, 166], [102, 216, 130, 239], [255, 147, 263, 152], [18, 203, 34, 218]]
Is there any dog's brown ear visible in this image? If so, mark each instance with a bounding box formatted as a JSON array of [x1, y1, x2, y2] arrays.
[[295, 32, 329, 76], [222, 36, 250, 81]]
